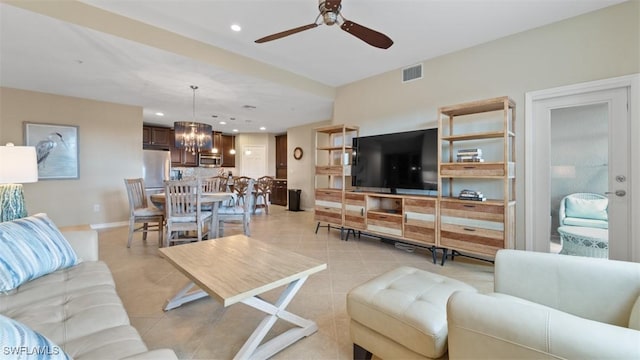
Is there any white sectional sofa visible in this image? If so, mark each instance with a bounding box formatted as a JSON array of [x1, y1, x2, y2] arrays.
[[447, 250, 640, 359], [0, 214, 177, 359]]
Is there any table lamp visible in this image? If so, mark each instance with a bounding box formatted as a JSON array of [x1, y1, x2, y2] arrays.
[[0, 143, 38, 222]]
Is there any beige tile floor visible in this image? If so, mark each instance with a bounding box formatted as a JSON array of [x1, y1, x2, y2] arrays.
[[99, 205, 495, 359]]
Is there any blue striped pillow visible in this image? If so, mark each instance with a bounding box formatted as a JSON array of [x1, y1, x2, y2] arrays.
[[0, 213, 78, 292], [0, 314, 71, 359]]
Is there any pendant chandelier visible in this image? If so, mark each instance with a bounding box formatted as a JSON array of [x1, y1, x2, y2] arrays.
[[174, 85, 212, 155]]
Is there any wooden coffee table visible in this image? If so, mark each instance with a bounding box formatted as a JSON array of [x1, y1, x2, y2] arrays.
[[158, 235, 327, 360]]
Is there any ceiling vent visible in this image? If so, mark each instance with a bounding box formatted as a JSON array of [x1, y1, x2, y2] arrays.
[[402, 64, 423, 83]]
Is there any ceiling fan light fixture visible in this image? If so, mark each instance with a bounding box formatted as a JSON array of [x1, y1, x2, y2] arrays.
[[254, 0, 392, 49]]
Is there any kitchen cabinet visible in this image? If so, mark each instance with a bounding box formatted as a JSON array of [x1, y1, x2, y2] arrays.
[[212, 131, 223, 156], [143, 126, 171, 149], [271, 179, 287, 206], [275, 134, 287, 179], [221, 135, 235, 167]]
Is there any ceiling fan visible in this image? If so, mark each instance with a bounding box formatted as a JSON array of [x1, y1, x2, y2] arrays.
[[255, 0, 393, 49]]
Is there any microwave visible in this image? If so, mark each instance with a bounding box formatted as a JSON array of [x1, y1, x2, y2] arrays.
[[198, 153, 222, 167]]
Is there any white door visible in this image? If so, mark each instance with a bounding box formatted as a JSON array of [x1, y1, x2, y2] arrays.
[[241, 145, 266, 179], [529, 87, 630, 260]]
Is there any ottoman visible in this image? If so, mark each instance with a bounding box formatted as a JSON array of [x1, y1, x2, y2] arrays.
[[347, 266, 477, 359]]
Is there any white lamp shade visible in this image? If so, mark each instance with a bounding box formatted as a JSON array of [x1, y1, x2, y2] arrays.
[[0, 145, 38, 184]]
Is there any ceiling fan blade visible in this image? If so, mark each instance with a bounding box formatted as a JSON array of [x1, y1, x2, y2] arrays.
[[340, 20, 393, 49], [255, 23, 319, 43]]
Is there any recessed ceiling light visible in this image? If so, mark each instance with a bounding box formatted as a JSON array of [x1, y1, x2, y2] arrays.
[[230, 24, 242, 32], [259, 126, 266, 131], [232, 129, 239, 132], [219, 121, 227, 125], [155, 112, 164, 116]]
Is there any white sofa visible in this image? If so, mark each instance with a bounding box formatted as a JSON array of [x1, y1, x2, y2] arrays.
[[0, 228, 177, 360], [447, 250, 640, 359]]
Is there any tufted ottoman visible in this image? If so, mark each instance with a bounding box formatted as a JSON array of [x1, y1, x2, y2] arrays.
[[347, 266, 477, 359]]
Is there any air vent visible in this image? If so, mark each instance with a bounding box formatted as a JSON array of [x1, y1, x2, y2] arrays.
[[402, 64, 423, 83]]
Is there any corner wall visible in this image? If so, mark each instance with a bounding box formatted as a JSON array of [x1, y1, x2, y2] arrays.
[[0, 87, 142, 227]]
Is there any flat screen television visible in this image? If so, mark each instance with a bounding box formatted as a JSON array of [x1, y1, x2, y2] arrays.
[[351, 128, 438, 193]]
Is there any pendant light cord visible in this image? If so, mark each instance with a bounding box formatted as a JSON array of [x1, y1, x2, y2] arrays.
[[191, 85, 198, 124]]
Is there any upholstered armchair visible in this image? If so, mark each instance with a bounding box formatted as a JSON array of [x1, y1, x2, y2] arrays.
[[558, 192, 608, 229], [447, 250, 640, 359]]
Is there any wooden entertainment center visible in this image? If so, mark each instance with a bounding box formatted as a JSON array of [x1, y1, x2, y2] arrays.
[[314, 96, 516, 263]]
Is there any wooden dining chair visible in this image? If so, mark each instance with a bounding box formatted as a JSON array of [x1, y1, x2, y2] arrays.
[[213, 175, 229, 192], [201, 176, 222, 193], [253, 176, 273, 214], [164, 179, 212, 247], [124, 178, 164, 248], [218, 178, 254, 236], [232, 176, 252, 206]]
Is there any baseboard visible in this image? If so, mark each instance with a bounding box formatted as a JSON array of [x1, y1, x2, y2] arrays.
[[90, 221, 128, 230]]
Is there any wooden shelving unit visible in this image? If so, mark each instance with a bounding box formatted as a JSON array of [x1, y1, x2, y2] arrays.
[[437, 96, 516, 259], [313, 124, 359, 238]]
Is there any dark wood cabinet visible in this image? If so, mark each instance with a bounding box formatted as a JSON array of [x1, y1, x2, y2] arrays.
[[221, 135, 235, 167], [271, 179, 287, 206], [143, 126, 171, 148], [212, 132, 223, 155], [275, 134, 287, 179]]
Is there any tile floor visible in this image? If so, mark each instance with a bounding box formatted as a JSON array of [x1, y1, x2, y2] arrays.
[[99, 205, 495, 359]]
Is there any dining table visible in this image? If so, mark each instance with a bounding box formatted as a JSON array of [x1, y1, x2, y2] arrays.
[[150, 191, 233, 240]]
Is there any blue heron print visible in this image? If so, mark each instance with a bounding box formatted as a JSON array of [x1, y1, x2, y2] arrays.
[[36, 132, 68, 168]]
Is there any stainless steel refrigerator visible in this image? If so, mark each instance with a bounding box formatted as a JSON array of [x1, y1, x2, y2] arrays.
[[142, 149, 171, 194]]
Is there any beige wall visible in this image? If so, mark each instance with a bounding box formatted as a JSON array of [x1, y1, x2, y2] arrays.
[[288, 120, 331, 210], [332, 1, 639, 250], [0, 87, 142, 227]]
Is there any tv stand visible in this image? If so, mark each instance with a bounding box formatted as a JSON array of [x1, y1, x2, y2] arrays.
[[342, 191, 438, 261]]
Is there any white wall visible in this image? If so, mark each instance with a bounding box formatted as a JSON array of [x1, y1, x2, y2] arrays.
[[330, 1, 639, 250]]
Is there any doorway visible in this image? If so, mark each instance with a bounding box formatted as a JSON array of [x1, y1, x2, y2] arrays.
[[549, 103, 609, 254], [525, 74, 639, 262]]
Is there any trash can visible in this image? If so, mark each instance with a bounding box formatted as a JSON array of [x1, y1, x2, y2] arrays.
[[288, 189, 302, 211]]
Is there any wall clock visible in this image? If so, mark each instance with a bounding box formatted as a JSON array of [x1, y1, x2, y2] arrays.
[[293, 147, 303, 160]]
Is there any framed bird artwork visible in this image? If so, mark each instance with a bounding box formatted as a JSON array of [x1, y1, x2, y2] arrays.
[[24, 122, 79, 180]]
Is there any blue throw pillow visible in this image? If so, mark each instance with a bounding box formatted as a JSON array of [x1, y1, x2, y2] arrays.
[[0, 213, 78, 292], [565, 197, 608, 221], [0, 314, 72, 359]]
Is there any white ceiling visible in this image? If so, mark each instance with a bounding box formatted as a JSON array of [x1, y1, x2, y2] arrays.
[[0, 0, 625, 134]]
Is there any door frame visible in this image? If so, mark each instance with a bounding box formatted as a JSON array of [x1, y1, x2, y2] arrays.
[[525, 74, 639, 262]]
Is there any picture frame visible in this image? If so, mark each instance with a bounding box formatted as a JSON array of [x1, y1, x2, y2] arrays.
[[24, 122, 79, 180]]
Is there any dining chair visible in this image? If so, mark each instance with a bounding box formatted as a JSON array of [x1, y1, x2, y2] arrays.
[[218, 178, 254, 236], [201, 176, 222, 193], [124, 178, 164, 248], [213, 175, 229, 192], [232, 176, 252, 206], [164, 179, 212, 247], [253, 176, 273, 214]]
